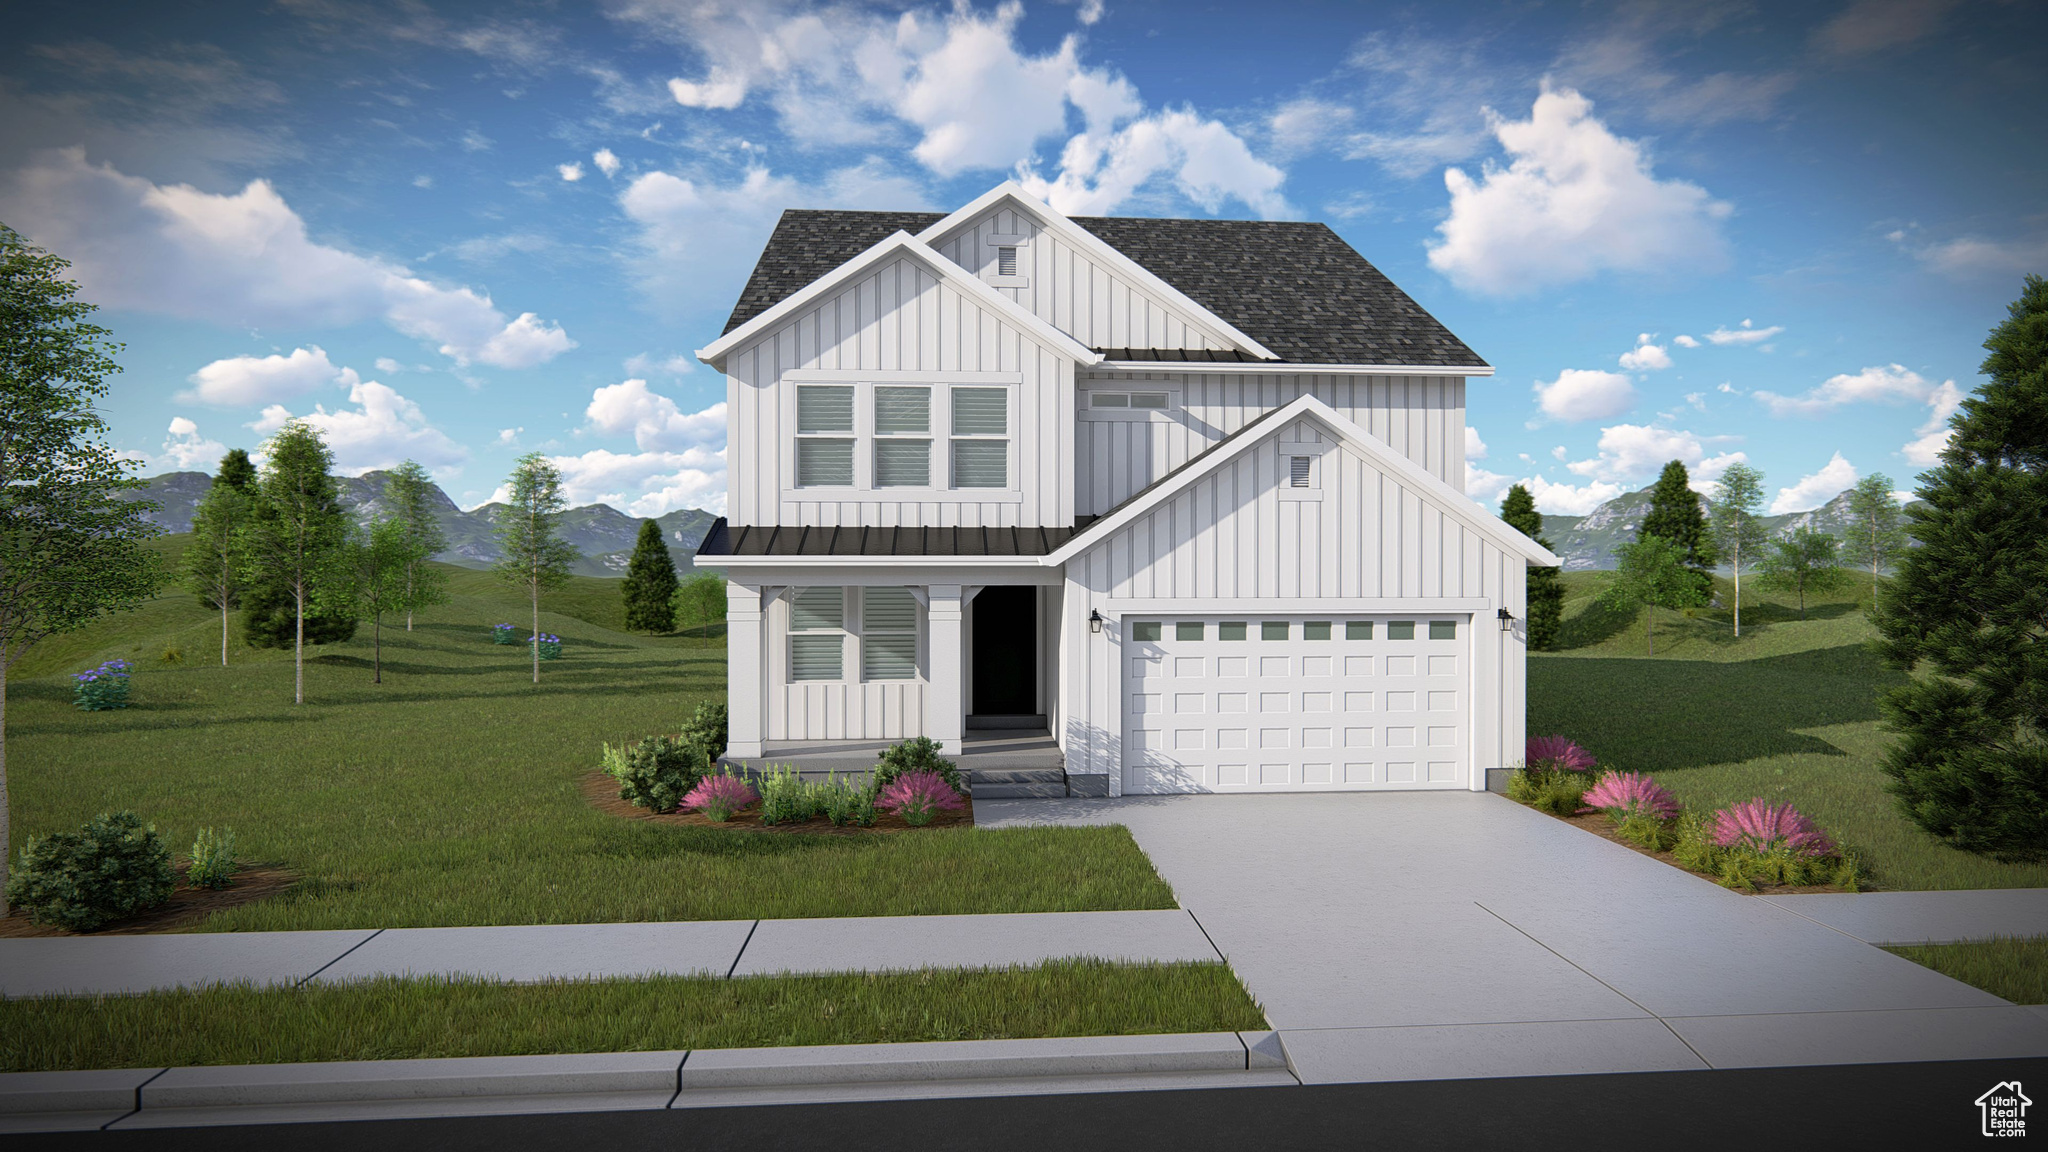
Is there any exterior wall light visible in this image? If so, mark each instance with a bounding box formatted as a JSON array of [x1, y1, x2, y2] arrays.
[[1497, 607, 1515, 632], [1089, 609, 1103, 634]]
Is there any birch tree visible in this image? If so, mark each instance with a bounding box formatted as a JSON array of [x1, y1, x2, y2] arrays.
[[241, 421, 348, 704], [181, 477, 248, 665], [338, 516, 408, 684], [1842, 473, 1908, 608], [382, 460, 448, 630], [1709, 462, 1767, 636], [493, 452, 578, 683]]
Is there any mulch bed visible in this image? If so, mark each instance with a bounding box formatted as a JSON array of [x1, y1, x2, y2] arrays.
[[1542, 807, 1858, 895], [0, 863, 297, 938], [579, 771, 976, 835]]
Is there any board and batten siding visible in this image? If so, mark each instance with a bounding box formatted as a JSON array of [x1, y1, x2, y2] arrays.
[[725, 252, 1076, 529], [926, 206, 1234, 355], [765, 594, 928, 742], [1076, 373, 1466, 516], [1057, 416, 1528, 789]]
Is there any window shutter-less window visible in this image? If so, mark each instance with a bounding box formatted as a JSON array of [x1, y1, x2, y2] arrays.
[[861, 587, 918, 680], [952, 442, 1007, 488], [874, 440, 930, 487], [796, 385, 856, 486], [951, 387, 1008, 488], [873, 387, 929, 432], [790, 636, 843, 681], [790, 587, 844, 631], [797, 439, 854, 486], [789, 587, 846, 681], [952, 388, 1007, 434], [797, 386, 854, 432]]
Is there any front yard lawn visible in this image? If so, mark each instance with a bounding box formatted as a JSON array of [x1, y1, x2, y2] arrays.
[[8, 565, 1175, 931], [1885, 938, 2048, 1005], [0, 960, 1266, 1073]]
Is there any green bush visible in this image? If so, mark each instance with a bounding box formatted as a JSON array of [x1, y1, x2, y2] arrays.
[[1505, 767, 1590, 816], [1611, 810, 1676, 852], [757, 764, 826, 825], [873, 736, 966, 797], [680, 701, 728, 763], [186, 827, 240, 890], [821, 773, 878, 827], [600, 735, 708, 814], [5, 812, 177, 931]]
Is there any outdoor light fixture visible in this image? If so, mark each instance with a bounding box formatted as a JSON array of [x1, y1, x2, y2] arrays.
[[1089, 609, 1103, 634], [1498, 608, 1515, 632]]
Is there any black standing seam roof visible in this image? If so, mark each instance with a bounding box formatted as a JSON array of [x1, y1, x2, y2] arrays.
[[719, 209, 1486, 369]]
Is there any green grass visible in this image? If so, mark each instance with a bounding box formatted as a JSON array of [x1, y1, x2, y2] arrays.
[[8, 557, 1174, 930], [1885, 938, 2048, 1005], [0, 960, 1268, 1073], [1531, 573, 2048, 891]]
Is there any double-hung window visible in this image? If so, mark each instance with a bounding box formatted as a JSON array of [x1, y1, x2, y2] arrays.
[[795, 386, 855, 487], [789, 587, 846, 680], [950, 386, 1009, 488], [872, 386, 931, 487], [861, 587, 919, 680]]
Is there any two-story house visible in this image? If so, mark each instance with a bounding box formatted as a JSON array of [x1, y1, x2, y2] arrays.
[[695, 182, 1557, 797]]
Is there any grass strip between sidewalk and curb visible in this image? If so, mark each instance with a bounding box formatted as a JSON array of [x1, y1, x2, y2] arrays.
[[1884, 936, 2048, 1006], [0, 959, 1268, 1074]]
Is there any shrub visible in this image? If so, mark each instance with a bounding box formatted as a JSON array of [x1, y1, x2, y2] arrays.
[[1711, 799, 1837, 858], [187, 827, 240, 890], [1674, 804, 1863, 891], [877, 770, 966, 827], [4, 812, 176, 931], [491, 623, 518, 645], [873, 736, 967, 797], [1612, 810, 1677, 852], [684, 773, 758, 822], [757, 763, 826, 825], [159, 645, 183, 665], [601, 735, 708, 814], [531, 633, 563, 661], [1525, 735, 1596, 773], [820, 773, 878, 827], [680, 701, 728, 762], [1505, 767, 1591, 816], [1583, 771, 1682, 822], [73, 659, 134, 711]]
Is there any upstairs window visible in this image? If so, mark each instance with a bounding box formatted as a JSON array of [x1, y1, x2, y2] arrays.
[[1085, 390, 1173, 418], [951, 386, 1009, 488], [795, 386, 854, 487], [789, 587, 846, 680], [873, 386, 931, 488]]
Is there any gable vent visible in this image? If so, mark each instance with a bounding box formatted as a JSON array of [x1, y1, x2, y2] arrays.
[[1289, 456, 1313, 488], [997, 245, 1018, 276]]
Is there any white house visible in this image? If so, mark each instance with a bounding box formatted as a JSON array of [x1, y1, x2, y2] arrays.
[[695, 182, 1557, 797]]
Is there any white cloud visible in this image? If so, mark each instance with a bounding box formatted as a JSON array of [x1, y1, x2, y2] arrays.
[[1267, 98, 1355, 159], [3, 149, 574, 369], [1465, 426, 1488, 460], [1698, 319, 1783, 346], [490, 447, 728, 518], [1913, 234, 2048, 280], [249, 379, 468, 476], [1331, 31, 1510, 179], [593, 148, 621, 177], [557, 161, 584, 182], [412, 175, 433, 189], [1551, 445, 1569, 461], [585, 379, 727, 453], [668, 69, 748, 109], [374, 357, 403, 373], [496, 427, 523, 445], [1753, 363, 1946, 417], [1672, 334, 1700, 348], [154, 417, 228, 472], [1465, 463, 1512, 506], [1815, 0, 1961, 57], [1022, 106, 1289, 218], [1770, 452, 1859, 515], [181, 345, 358, 406], [623, 352, 695, 377], [1903, 379, 1964, 466], [1426, 85, 1731, 296], [1534, 368, 1636, 422], [1523, 475, 1626, 516], [1076, 0, 1105, 24], [1565, 422, 1744, 485], [1618, 333, 1672, 372]]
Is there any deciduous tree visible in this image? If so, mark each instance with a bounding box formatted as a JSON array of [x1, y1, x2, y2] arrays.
[[181, 473, 248, 665], [622, 519, 679, 634], [1709, 462, 1767, 637], [240, 421, 349, 704], [382, 460, 448, 631], [338, 516, 408, 684], [1640, 460, 1717, 599], [1601, 534, 1707, 656], [0, 224, 165, 913], [494, 452, 578, 683], [1873, 274, 2048, 863], [1842, 473, 1908, 608], [1758, 527, 1847, 618], [1499, 484, 1562, 650], [673, 571, 726, 632]]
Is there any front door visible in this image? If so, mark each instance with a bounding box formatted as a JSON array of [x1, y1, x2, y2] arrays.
[[971, 585, 1037, 718]]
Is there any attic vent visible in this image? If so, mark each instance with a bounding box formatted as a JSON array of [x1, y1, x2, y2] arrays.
[[997, 246, 1018, 276], [1290, 456, 1313, 488]]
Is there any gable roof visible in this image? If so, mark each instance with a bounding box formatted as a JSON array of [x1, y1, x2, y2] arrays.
[[722, 208, 1488, 370]]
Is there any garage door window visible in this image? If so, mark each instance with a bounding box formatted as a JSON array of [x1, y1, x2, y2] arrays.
[[1304, 621, 1332, 640], [1346, 620, 1374, 640], [1261, 621, 1289, 641], [1132, 621, 1162, 641], [1387, 620, 1415, 640], [1176, 621, 1204, 641], [1430, 620, 1458, 640], [1219, 622, 1247, 641]]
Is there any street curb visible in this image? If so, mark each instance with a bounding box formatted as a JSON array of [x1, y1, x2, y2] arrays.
[[0, 1031, 1298, 1131]]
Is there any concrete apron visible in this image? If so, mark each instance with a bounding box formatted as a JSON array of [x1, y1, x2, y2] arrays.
[[978, 791, 2048, 1085], [0, 1033, 1296, 1132]]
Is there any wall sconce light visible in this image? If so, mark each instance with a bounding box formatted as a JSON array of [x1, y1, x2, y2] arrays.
[[1089, 609, 1103, 634], [1497, 607, 1515, 632]]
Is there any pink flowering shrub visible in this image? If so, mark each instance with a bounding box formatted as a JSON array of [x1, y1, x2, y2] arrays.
[[1711, 799, 1837, 859], [1525, 735, 1596, 773], [876, 770, 965, 827], [683, 774, 758, 822], [1583, 771, 1682, 822]]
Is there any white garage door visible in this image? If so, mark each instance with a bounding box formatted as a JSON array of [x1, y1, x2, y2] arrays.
[[1123, 616, 1470, 794]]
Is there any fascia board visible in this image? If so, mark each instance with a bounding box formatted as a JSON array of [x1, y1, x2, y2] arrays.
[[915, 182, 1282, 363], [1098, 361, 1494, 378]]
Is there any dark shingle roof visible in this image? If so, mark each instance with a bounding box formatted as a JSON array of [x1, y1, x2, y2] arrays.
[[697, 519, 1095, 558], [720, 209, 1485, 369]]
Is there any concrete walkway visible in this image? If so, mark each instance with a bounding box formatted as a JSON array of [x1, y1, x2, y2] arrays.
[[978, 792, 2048, 1083], [0, 910, 1218, 999], [1762, 888, 2048, 945]]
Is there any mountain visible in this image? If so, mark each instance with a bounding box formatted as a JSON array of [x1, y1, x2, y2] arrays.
[[1517, 484, 1922, 571], [121, 470, 716, 579]]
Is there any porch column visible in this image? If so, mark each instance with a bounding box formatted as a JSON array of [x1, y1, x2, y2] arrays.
[[927, 584, 964, 755], [725, 581, 766, 759]]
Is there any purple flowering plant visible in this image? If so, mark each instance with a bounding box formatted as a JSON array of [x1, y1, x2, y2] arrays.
[[683, 773, 758, 822], [876, 770, 965, 827], [73, 659, 135, 711], [1583, 771, 1682, 822]]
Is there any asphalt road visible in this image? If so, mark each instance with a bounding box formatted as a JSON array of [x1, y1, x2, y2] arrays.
[[18, 1058, 2043, 1151]]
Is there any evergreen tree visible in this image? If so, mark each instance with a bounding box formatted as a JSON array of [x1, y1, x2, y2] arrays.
[[216, 447, 256, 493], [240, 421, 350, 704], [382, 461, 448, 630], [1872, 274, 2048, 863], [1498, 484, 1562, 650], [1639, 460, 1717, 598], [1758, 527, 1847, 617], [1709, 462, 1768, 637], [1842, 473, 1908, 608], [181, 477, 248, 665], [622, 518, 679, 633], [1601, 534, 1707, 656], [0, 224, 167, 914], [494, 452, 578, 683]]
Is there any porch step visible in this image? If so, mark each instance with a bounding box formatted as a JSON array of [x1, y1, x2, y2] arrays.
[[972, 781, 1072, 800], [967, 766, 1069, 800]]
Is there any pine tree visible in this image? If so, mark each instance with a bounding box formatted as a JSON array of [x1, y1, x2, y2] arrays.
[[239, 422, 350, 704], [1639, 460, 1717, 599], [1709, 462, 1767, 637], [1842, 473, 1908, 608], [622, 519, 679, 634], [494, 452, 578, 683], [1499, 485, 1562, 650], [216, 448, 256, 493], [382, 461, 448, 630], [1872, 274, 2048, 863]]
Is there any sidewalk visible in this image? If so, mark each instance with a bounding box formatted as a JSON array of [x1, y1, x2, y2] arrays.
[[1761, 888, 2048, 945], [0, 909, 1220, 999]]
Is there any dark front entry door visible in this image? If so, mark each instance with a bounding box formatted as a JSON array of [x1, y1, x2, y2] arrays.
[[971, 585, 1037, 717]]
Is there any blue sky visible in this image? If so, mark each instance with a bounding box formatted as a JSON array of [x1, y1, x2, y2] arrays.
[[1, 0, 2041, 518]]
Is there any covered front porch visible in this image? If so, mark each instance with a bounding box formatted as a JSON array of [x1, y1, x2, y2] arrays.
[[720, 729, 1091, 798]]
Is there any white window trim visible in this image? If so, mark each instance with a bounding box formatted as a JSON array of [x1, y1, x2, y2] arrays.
[[787, 586, 849, 683], [780, 378, 1023, 502], [1277, 440, 1329, 502], [982, 232, 1030, 289], [1080, 386, 1181, 422]]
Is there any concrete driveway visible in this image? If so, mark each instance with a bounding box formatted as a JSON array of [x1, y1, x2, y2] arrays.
[[980, 791, 2048, 1083]]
